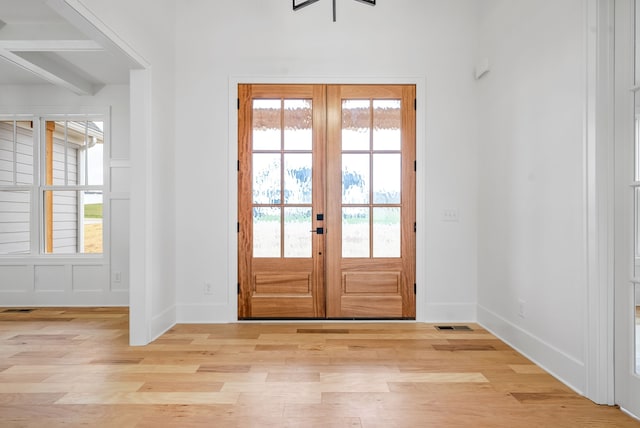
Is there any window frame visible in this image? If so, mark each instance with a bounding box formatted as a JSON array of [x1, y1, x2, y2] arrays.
[[0, 110, 109, 259]]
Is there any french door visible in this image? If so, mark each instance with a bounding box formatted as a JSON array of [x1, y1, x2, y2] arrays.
[[615, 0, 640, 417], [238, 84, 416, 319]]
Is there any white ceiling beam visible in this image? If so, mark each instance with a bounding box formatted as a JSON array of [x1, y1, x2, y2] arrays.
[[0, 40, 103, 52], [0, 49, 99, 95], [46, 0, 149, 69], [0, 22, 85, 40]]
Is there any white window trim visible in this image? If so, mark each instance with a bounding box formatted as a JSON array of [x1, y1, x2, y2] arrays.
[[0, 107, 110, 261]]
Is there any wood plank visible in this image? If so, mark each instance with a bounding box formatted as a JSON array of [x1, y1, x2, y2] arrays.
[[137, 381, 223, 392], [250, 296, 315, 318], [55, 391, 240, 405], [0, 308, 637, 427], [255, 273, 311, 294]]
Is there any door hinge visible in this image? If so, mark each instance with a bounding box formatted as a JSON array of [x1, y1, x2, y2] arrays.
[[237, 222, 240, 233], [237, 98, 240, 110], [414, 222, 416, 233], [237, 160, 240, 171], [237, 283, 241, 294], [414, 283, 417, 294], [414, 98, 417, 110], [414, 160, 416, 172]]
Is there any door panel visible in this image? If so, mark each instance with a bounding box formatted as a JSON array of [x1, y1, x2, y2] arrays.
[[326, 85, 415, 319], [238, 84, 415, 319], [238, 84, 326, 318]]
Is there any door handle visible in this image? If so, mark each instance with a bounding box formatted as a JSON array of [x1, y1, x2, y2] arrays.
[[310, 227, 324, 234]]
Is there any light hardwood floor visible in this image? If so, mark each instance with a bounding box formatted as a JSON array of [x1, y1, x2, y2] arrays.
[[0, 308, 638, 427]]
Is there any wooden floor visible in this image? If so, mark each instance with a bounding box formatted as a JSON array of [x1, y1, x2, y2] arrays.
[[0, 308, 638, 427]]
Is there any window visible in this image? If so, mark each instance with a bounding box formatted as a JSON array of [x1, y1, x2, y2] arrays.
[[0, 121, 33, 254], [0, 116, 105, 255]]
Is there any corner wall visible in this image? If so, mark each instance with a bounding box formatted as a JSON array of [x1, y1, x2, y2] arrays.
[[76, 0, 178, 343]]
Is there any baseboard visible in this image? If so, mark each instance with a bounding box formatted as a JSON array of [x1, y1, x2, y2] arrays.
[[176, 302, 476, 324], [477, 304, 586, 395], [150, 304, 176, 342], [0, 291, 128, 307], [422, 302, 477, 322], [176, 303, 235, 323], [621, 406, 640, 422]]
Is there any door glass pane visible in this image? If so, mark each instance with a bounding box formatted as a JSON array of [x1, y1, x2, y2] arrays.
[[284, 153, 312, 204], [253, 207, 281, 257], [373, 154, 401, 204], [253, 99, 281, 151], [284, 99, 312, 151], [636, 188, 640, 279], [636, 283, 640, 375], [0, 190, 30, 254], [342, 207, 369, 258], [253, 153, 281, 204], [636, 0, 640, 85], [284, 207, 311, 258], [636, 95, 640, 181], [636, 92, 640, 277], [342, 154, 370, 204], [342, 100, 370, 151], [373, 100, 401, 151], [373, 207, 400, 258]]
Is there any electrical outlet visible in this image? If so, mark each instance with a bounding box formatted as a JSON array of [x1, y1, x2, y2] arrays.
[[518, 299, 526, 318], [113, 271, 121, 283], [204, 282, 213, 295], [442, 209, 459, 222]]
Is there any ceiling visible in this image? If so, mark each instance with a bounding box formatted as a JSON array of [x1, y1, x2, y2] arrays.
[[0, 0, 135, 94]]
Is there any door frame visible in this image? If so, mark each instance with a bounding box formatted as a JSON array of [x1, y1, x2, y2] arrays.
[[613, 0, 640, 418], [228, 76, 427, 322]]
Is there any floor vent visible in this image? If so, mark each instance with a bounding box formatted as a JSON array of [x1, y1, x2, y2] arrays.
[[435, 325, 472, 331], [2, 309, 34, 313], [297, 329, 349, 334]]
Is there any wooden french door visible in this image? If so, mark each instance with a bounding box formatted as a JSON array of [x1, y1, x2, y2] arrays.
[[238, 84, 415, 319]]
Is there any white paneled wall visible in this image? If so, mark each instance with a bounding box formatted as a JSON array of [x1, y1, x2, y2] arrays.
[[0, 85, 130, 307]]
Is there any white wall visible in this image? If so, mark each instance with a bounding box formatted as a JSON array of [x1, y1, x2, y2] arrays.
[[0, 84, 130, 306], [78, 0, 177, 341], [476, 0, 588, 393], [174, 0, 480, 322]]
